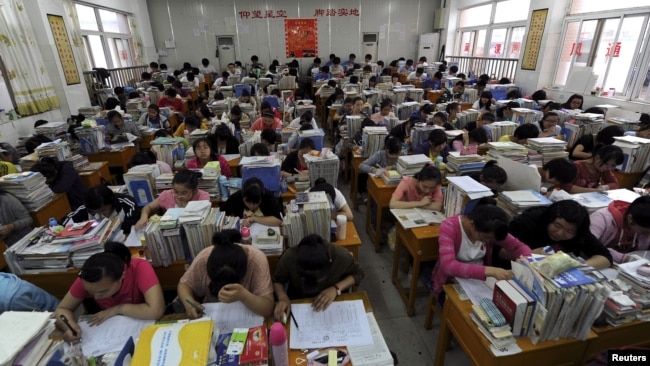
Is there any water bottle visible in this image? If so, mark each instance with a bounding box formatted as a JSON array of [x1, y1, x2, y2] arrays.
[[219, 175, 229, 200], [269, 322, 289, 366], [280, 178, 288, 193], [275, 127, 282, 142], [49, 217, 58, 229], [235, 130, 242, 143]]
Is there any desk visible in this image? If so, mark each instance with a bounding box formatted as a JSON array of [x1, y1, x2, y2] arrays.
[[427, 91, 445, 104], [391, 223, 439, 316], [435, 284, 596, 366], [78, 161, 111, 188], [583, 321, 650, 364], [139, 135, 155, 150], [349, 153, 366, 210], [86, 146, 136, 174], [228, 156, 241, 177], [365, 176, 397, 251], [328, 106, 338, 142], [280, 182, 296, 203], [30, 193, 72, 227]]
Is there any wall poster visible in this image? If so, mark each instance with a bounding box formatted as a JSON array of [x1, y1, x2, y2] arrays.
[[521, 8, 548, 71], [284, 19, 318, 58], [47, 14, 80, 85]]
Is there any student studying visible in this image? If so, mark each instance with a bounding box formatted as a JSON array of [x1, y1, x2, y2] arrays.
[[561, 145, 623, 193], [63, 185, 140, 235], [30, 157, 86, 210], [221, 177, 283, 227], [389, 165, 444, 211], [184, 137, 232, 178]]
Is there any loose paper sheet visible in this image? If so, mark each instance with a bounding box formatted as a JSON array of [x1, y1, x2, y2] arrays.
[[346, 312, 394, 366], [78, 315, 153, 357], [289, 300, 372, 349], [455, 278, 493, 306], [202, 301, 264, 331]]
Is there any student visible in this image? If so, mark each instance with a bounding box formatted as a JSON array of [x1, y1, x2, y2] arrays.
[[359, 136, 402, 197], [506, 89, 522, 100], [414, 129, 450, 163], [446, 102, 461, 126], [55, 242, 164, 342], [235, 89, 257, 111], [389, 116, 417, 146], [180, 72, 199, 89], [281, 138, 315, 177], [212, 71, 230, 89], [626, 113, 650, 138], [537, 158, 578, 189], [333, 97, 353, 126], [178, 230, 274, 318], [562, 145, 623, 193], [431, 112, 455, 130], [129, 151, 172, 174], [561, 94, 584, 110], [157, 88, 184, 112], [496, 101, 520, 121], [212, 123, 240, 155], [173, 115, 208, 138], [315, 79, 337, 97], [228, 105, 248, 132], [250, 143, 270, 156], [64, 185, 139, 234], [409, 103, 434, 121], [288, 110, 318, 130], [198, 58, 216, 76], [398, 59, 414, 73], [260, 128, 277, 152], [135, 170, 210, 229], [499, 123, 539, 144], [185, 137, 231, 177], [330, 57, 344, 76], [226, 62, 240, 78], [370, 99, 395, 124], [507, 200, 612, 269], [30, 157, 86, 210], [391, 73, 402, 87], [467, 160, 507, 192], [389, 165, 443, 211], [417, 56, 428, 67], [472, 91, 495, 113], [273, 234, 362, 317], [104, 97, 121, 111], [138, 104, 169, 130], [172, 80, 189, 98], [0, 188, 32, 246], [312, 178, 353, 222], [438, 81, 465, 104], [324, 53, 336, 67], [313, 66, 331, 82], [570, 125, 625, 160], [114, 86, 127, 111], [407, 67, 427, 82], [251, 110, 282, 132], [105, 110, 142, 144], [221, 178, 282, 227], [590, 196, 650, 263], [431, 203, 533, 298], [453, 128, 488, 153], [537, 111, 563, 139], [195, 105, 214, 127], [0, 273, 59, 313]]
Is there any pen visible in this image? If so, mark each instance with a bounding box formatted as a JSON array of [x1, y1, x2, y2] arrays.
[[59, 314, 77, 337], [290, 311, 300, 330], [185, 299, 204, 316], [294, 168, 302, 174]]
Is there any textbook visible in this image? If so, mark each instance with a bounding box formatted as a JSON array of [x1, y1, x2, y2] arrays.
[[132, 319, 214, 365], [492, 280, 529, 337], [508, 279, 537, 337], [390, 208, 446, 229]]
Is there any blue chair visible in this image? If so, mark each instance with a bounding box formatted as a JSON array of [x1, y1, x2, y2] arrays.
[[234, 84, 252, 98], [263, 96, 280, 109]]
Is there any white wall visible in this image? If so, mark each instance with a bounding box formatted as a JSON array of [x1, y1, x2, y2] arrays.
[[147, 0, 440, 72]]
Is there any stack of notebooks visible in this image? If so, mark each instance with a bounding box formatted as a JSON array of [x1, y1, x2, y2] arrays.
[[34, 139, 72, 161], [483, 122, 517, 142], [150, 137, 186, 167], [510, 108, 542, 125], [126, 98, 145, 121], [409, 125, 441, 151], [18, 152, 39, 171], [123, 164, 160, 207], [186, 129, 210, 146], [34, 121, 68, 140], [443, 176, 493, 217], [381, 169, 402, 185], [74, 126, 106, 154], [604, 261, 650, 324], [526, 137, 568, 164], [607, 117, 639, 132], [496, 189, 552, 218], [138, 125, 157, 136], [182, 207, 220, 261], [0, 172, 53, 212], [446, 152, 485, 176], [0, 312, 62, 366], [238, 131, 261, 157], [283, 191, 331, 248], [470, 300, 515, 350], [613, 135, 650, 173], [154, 173, 174, 194], [250, 223, 283, 254], [395, 101, 420, 120], [362, 126, 389, 158], [486, 141, 528, 162], [197, 174, 220, 201], [67, 154, 90, 170], [454, 109, 481, 130], [78, 106, 101, 118], [70, 218, 123, 268], [562, 115, 604, 149], [396, 154, 430, 176]]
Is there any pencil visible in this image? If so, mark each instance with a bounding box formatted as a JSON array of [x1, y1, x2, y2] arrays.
[[290, 311, 300, 330], [185, 298, 204, 316]]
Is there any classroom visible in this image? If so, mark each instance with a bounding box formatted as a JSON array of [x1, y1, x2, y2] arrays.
[[2, 0, 650, 365]]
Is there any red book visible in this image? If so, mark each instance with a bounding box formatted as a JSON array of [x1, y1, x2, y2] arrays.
[[492, 280, 528, 335], [239, 326, 268, 366], [58, 221, 93, 237]]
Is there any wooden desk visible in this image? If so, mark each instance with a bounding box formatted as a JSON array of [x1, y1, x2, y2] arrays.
[[365, 176, 397, 251], [391, 223, 439, 316], [30, 193, 72, 227], [349, 153, 366, 210], [140, 135, 155, 150], [435, 284, 596, 366], [85, 146, 136, 174], [280, 182, 297, 203], [583, 321, 650, 364], [78, 161, 111, 188], [427, 91, 444, 104], [229, 156, 241, 178], [328, 106, 338, 142]]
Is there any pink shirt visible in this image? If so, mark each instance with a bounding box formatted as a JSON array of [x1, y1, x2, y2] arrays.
[[69, 258, 160, 310], [156, 161, 173, 174], [560, 160, 619, 192], [250, 117, 283, 132], [185, 155, 232, 178], [392, 176, 443, 203], [157, 188, 210, 210]]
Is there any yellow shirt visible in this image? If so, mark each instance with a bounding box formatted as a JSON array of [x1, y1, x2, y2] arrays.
[[498, 135, 512, 142], [0, 161, 18, 177], [173, 122, 209, 137]]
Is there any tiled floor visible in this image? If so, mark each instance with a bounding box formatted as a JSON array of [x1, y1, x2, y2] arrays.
[[334, 177, 472, 365]]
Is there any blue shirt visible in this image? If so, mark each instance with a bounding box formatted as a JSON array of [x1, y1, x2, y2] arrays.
[[314, 73, 331, 82]]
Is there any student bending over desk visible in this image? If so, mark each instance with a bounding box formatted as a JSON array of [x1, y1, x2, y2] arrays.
[[466, 160, 507, 193], [389, 165, 443, 211], [135, 170, 210, 229], [281, 138, 315, 178], [178, 230, 274, 318], [63, 185, 139, 235], [31, 157, 86, 210], [561, 145, 623, 194], [310, 181, 354, 221], [431, 203, 533, 299], [221, 177, 282, 227], [413, 129, 450, 164], [106, 110, 141, 145], [54, 242, 164, 343], [273, 234, 364, 320]]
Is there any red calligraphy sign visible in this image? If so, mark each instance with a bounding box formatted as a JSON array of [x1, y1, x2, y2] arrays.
[[605, 41, 622, 57], [494, 44, 502, 55], [285, 18, 318, 58], [338, 8, 349, 16], [326, 8, 336, 16], [276, 10, 287, 17], [314, 9, 325, 17], [265, 10, 275, 18], [239, 10, 251, 19], [349, 8, 360, 16], [252, 10, 263, 19]]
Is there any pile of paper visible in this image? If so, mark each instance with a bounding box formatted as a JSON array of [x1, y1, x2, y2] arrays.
[[35, 139, 72, 161], [483, 121, 517, 142], [396, 154, 430, 176], [613, 135, 650, 173], [34, 121, 68, 140], [395, 101, 420, 120], [75, 126, 106, 154], [381, 170, 401, 186], [511, 108, 542, 125], [409, 125, 441, 152], [283, 191, 331, 248], [250, 223, 283, 254], [182, 207, 220, 261], [446, 152, 485, 175], [238, 131, 261, 157], [0, 172, 53, 212], [444, 176, 493, 217], [67, 154, 90, 170], [526, 137, 568, 164], [362, 126, 389, 158], [0, 312, 61, 366], [126, 98, 145, 121], [78, 106, 101, 118], [70, 218, 123, 268], [486, 141, 528, 162], [497, 189, 552, 218], [150, 137, 186, 167], [18, 152, 39, 171], [607, 117, 639, 132]]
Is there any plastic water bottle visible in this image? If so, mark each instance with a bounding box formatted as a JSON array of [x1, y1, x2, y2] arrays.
[[275, 127, 282, 142], [49, 217, 58, 229], [280, 178, 288, 193], [269, 322, 289, 366], [235, 130, 241, 143], [219, 175, 229, 200]]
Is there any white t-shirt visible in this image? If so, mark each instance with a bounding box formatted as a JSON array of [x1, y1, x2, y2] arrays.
[[199, 65, 216, 74], [333, 188, 347, 211], [407, 72, 427, 81], [180, 77, 200, 88], [288, 117, 318, 130], [457, 216, 486, 264]]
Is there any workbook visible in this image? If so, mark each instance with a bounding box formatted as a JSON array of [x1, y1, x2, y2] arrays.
[[390, 208, 446, 229], [132, 319, 214, 365]]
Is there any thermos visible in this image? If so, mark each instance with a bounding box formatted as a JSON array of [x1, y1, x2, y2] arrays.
[[269, 322, 289, 366]]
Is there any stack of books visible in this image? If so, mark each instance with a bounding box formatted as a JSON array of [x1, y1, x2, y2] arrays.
[[126, 98, 145, 121], [446, 152, 485, 176], [238, 131, 261, 157], [34, 139, 71, 161], [362, 126, 389, 158], [0, 172, 53, 212], [381, 169, 402, 185], [123, 164, 160, 207], [455, 109, 481, 130], [67, 154, 90, 170], [251, 224, 283, 254], [74, 126, 106, 154], [34, 121, 68, 140], [395, 101, 420, 120], [469, 302, 515, 350], [70, 218, 123, 268], [483, 122, 517, 142], [18, 152, 39, 171], [186, 129, 210, 146], [154, 173, 174, 193], [78, 106, 101, 118], [443, 176, 493, 217], [602, 263, 650, 324], [396, 154, 431, 176], [410, 125, 441, 151], [283, 191, 331, 248], [511, 108, 542, 125], [607, 117, 639, 132], [497, 189, 552, 218], [0, 311, 62, 366], [613, 135, 650, 173], [182, 207, 220, 261], [486, 141, 528, 162], [526, 137, 568, 164], [197, 174, 220, 201], [562, 114, 604, 149], [150, 137, 185, 167]]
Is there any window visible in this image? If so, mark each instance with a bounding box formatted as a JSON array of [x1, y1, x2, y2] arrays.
[[75, 3, 134, 70], [569, 0, 650, 15], [455, 1, 530, 58]]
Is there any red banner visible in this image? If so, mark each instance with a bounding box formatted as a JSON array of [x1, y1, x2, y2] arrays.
[[284, 19, 318, 58]]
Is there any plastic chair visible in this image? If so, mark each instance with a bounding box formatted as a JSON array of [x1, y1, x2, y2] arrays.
[[263, 96, 280, 109], [234, 84, 252, 98]]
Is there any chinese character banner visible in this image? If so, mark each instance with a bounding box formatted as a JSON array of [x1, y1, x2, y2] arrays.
[[47, 14, 80, 85], [284, 19, 318, 58], [521, 8, 548, 71]]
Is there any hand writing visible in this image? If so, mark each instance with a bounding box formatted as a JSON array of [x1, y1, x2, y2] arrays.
[[419, 196, 433, 207], [312, 287, 337, 312]]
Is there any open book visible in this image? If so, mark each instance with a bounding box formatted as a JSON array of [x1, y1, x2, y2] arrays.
[[390, 208, 446, 229]]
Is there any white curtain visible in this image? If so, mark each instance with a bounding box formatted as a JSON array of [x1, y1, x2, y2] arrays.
[[128, 14, 144, 66], [0, 0, 59, 115], [62, 0, 90, 71]]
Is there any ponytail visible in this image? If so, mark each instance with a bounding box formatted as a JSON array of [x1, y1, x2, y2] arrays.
[[207, 230, 247, 296], [79, 241, 130, 282]]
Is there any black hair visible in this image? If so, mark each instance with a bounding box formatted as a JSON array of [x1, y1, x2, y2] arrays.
[[251, 55, 259, 62], [320, 65, 330, 74], [531, 90, 547, 102], [84, 185, 115, 211], [466, 205, 509, 240], [141, 72, 152, 80], [207, 230, 247, 296], [544, 102, 562, 111], [479, 91, 493, 110], [480, 160, 507, 185], [147, 104, 160, 114], [313, 57, 321, 64], [299, 123, 314, 132], [498, 77, 511, 84], [295, 234, 331, 296], [457, 73, 467, 79], [428, 129, 448, 147], [25, 135, 52, 154], [421, 104, 435, 115], [314, 177, 328, 186], [380, 99, 392, 110], [539, 111, 560, 131], [416, 67, 424, 74], [250, 143, 270, 156], [128, 151, 156, 168], [106, 110, 122, 123], [198, 105, 214, 119], [105, 97, 120, 110], [639, 113, 650, 126], [478, 74, 490, 82], [242, 177, 265, 204], [31, 157, 63, 182], [506, 89, 522, 99], [543, 159, 577, 184], [562, 94, 584, 109], [497, 100, 520, 119], [154, 129, 172, 138], [298, 137, 316, 150], [326, 79, 337, 88], [542, 200, 590, 241], [34, 119, 49, 128], [150, 62, 159, 69], [433, 111, 447, 123], [584, 107, 605, 115], [240, 89, 250, 98], [114, 86, 125, 95], [129, 91, 141, 99], [201, 58, 209, 66], [186, 72, 195, 81], [349, 75, 359, 84], [446, 102, 460, 115], [172, 169, 200, 190], [260, 128, 277, 145], [183, 115, 200, 130], [230, 105, 242, 116], [513, 124, 539, 140], [414, 165, 442, 184], [172, 80, 183, 89], [333, 57, 341, 64], [192, 137, 217, 160], [627, 196, 650, 229], [449, 65, 458, 73], [481, 112, 496, 123], [385, 136, 402, 155], [468, 128, 488, 144], [215, 123, 234, 140], [596, 125, 625, 145], [311, 183, 336, 203], [592, 144, 624, 166], [165, 88, 177, 98], [343, 97, 353, 105], [80, 241, 131, 283], [301, 111, 313, 122]]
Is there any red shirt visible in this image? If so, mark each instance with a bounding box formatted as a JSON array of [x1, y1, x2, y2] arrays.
[[69, 258, 159, 309], [250, 117, 283, 132], [157, 96, 184, 112]]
